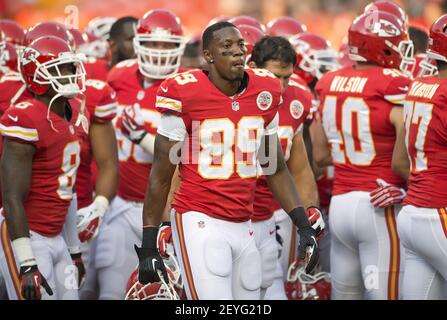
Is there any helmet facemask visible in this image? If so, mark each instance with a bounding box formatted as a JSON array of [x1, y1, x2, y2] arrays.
[[294, 40, 340, 80], [395, 39, 416, 77], [133, 27, 185, 79]]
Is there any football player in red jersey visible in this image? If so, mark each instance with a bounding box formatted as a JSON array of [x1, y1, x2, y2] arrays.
[[393, 14, 447, 300], [97, 9, 186, 300], [0, 36, 86, 300], [248, 36, 323, 300], [312, 11, 413, 299], [136, 21, 318, 300], [108, 16, 138, 68]]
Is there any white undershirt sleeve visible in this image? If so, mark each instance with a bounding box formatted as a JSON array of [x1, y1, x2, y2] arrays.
[[157, 113, 187, 141]]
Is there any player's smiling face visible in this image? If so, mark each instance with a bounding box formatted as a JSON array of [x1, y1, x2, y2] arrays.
[[210, 27, 247, 81]]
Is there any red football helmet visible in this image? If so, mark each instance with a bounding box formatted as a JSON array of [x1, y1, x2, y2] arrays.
[[85, 16, 117, 41], [0, 42, 18, 73], [290, 32, 339, 83], [266, 16, 307, 38], [348, 11, 415, 76], [133, 9, 186, 79], [338, 42, 355, 68], [417, 14, 447, 77], [285, 261, 331, 300], [77, 32, 110, 60], [125, 264, 182, 300], [364, 0, 408, 29], [0, 19, 25, 49], [237, 24, 265, 60], [67, 28, 88, 51], [229, 16, 265, 32], [25, 22, 75, 50], [20, 36, 86, 97]]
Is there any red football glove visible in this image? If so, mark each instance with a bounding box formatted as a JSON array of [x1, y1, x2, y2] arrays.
[[157, 222, 173, 258], [19, 264, 53, 300], [370, 178, 406, 208], [120, 104, 147, 143], [306, 207, 325, 239]]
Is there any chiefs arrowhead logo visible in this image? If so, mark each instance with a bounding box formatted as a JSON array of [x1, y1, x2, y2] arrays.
[[256, 91, 273, 111], [21, 48, 40, 66], [290, 100, 304, 120]]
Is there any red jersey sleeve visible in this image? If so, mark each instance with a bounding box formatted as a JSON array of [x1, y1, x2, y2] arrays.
[[382, 69, 411, 105], [155, 75, 185, 115], [0, 101, 40, 147], [85, 79, 118, 122]]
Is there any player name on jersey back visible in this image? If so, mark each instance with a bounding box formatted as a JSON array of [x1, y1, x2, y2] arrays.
[[329, 76, 368, 93]]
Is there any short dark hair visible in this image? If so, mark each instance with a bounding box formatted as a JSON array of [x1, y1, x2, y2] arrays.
[[109, 16, 138, 40], [183, 39, 201, 58], [409, 26, 429, 54], [250, 36, 297, 67], [202, 21, 237, 50]]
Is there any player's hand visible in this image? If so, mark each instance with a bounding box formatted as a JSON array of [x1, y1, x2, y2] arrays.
[[369, 178, 406, 208], [77, 196, 109, 242], [19, 264, 53, 300], [135, 226, 169, 284], [288, 207, 319, 274], [157, 222, 173, 258], [306, 207, 325, 239], [134, 246, 169, 284], [120, 104, 147, 144], [70, 252, 86, 289]]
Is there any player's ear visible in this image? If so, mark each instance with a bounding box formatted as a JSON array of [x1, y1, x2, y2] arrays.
[[203, 49, 214, 64], [247, 61, 257, 69]]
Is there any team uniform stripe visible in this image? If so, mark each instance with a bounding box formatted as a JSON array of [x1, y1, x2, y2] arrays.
[[289, 224, 297, 265], [384, 94, 406, 105], [0, 124, 38, 141], [95, 102, 118, 118], [175, 212, 199, 300], [0, 221, 23, 299], [384, 206, 400, 300], [437, 208, 447, 239], [156, 96, 182, 112]]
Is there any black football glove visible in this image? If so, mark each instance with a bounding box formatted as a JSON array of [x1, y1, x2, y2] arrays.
[[19, 264, 53, 300], [135, 226, 169, 284], [70, 252, 86, 289], [289, 207, 319, 274]]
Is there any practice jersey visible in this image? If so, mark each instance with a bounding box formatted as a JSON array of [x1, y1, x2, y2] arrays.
[[107, 59, 164, 202], [0, 99, 85, 236], [74, 79, 117, 209], [0, 72, 32, 114], [315, 66, 410, 195], [156, 68, 282, 222], [403, 76, 447, 208], [252, 79, 314, 221]]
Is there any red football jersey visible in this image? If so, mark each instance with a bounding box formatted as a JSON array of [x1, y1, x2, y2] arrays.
[[0, 99, 84, 237], [107, 59, 164, 202], [252, 79, 314, 221], [403, 76, 447, 208], [315, 66, 410, 195], [84, 57, 109, 81], [0, 73, 32, 114], [74, 79, 117, 209], [156, 68, 282, 222]]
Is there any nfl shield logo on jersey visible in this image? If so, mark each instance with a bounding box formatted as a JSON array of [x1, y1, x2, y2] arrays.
[[290, 100, 304, 119], [256, 91, 273, 110], [231, 101, 240, 111]]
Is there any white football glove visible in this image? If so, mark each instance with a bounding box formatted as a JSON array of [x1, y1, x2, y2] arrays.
[[120, 104, 146, 143], [77, 195, 109, 242]]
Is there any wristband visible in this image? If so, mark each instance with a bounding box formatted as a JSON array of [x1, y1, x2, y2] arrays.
[[142, 226, 159, 250], [11, 237, 36, 267], [288, 206, 311, 230]]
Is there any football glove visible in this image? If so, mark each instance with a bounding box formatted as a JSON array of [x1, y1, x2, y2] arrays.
[[77, 195, 109, 243], [70, 252, 86, 289], [369, 178, 406, 208], [289, 207, 319, 274], [20, 264, 53, 300], [157, 221, 173, 258], [120, 104, 147, 144], [135, 226, 169, 284], [306, 207, 325, 239]]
